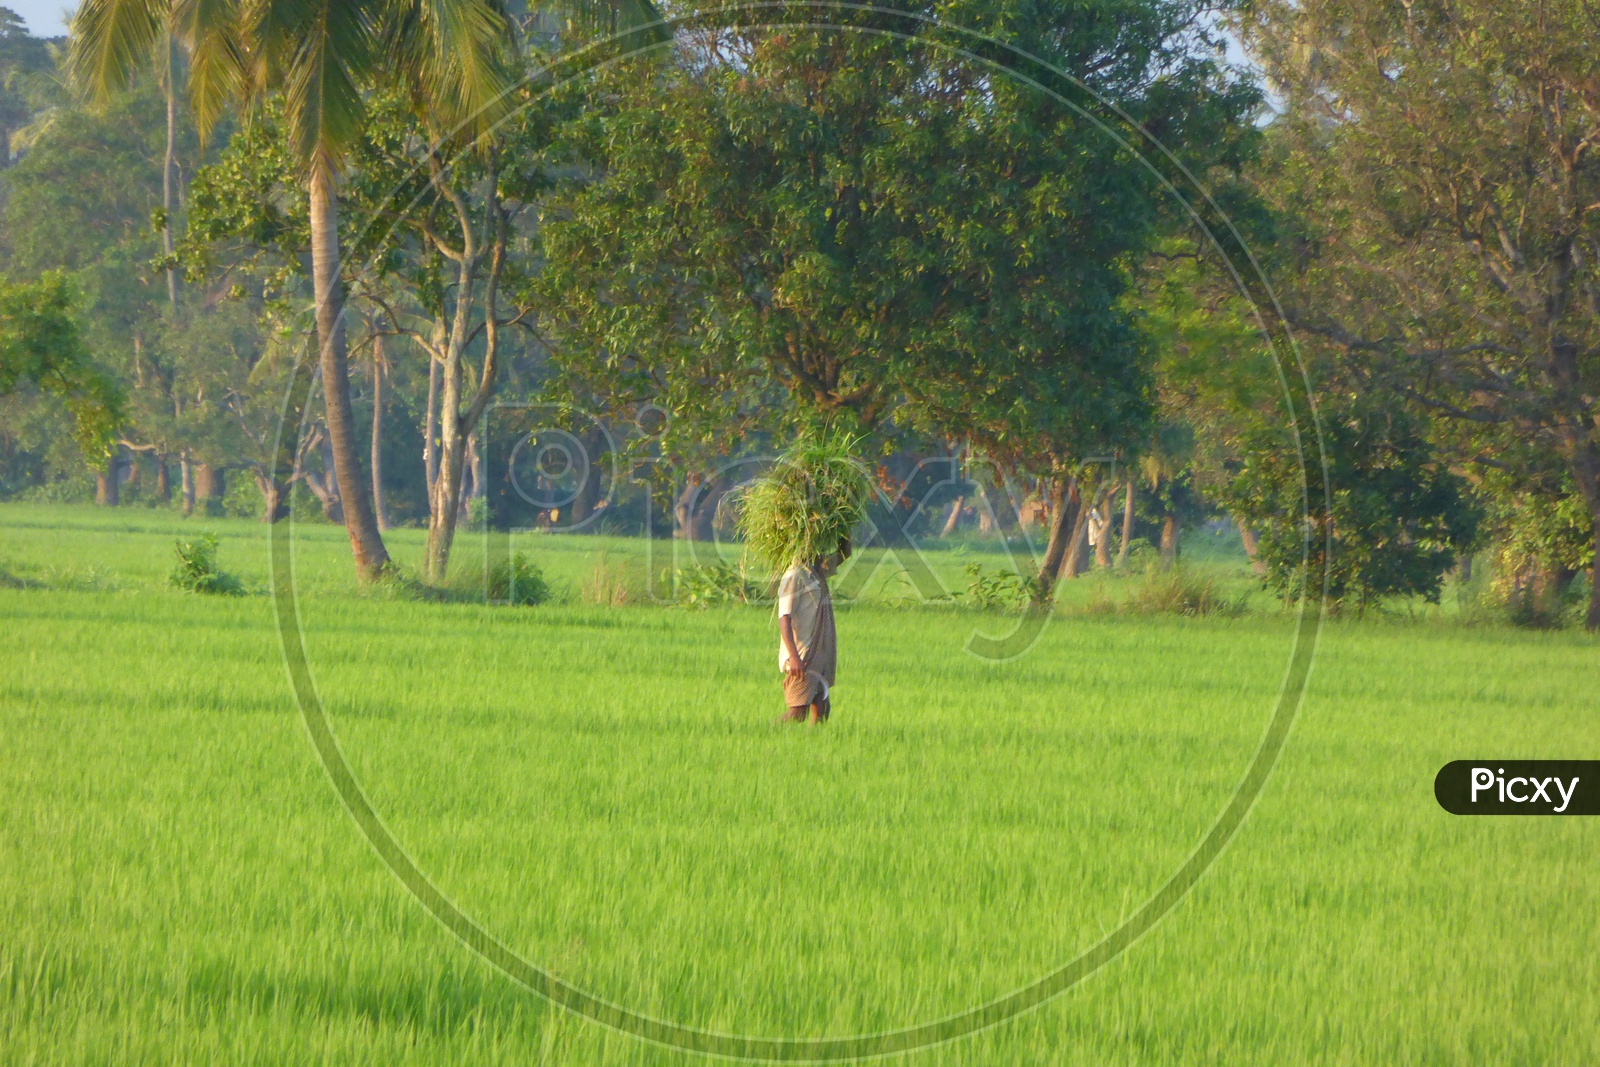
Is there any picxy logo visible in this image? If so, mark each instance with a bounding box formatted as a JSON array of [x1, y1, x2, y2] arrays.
[[1435, 760, 1597, 815], [1469, 768, 1579, 812]]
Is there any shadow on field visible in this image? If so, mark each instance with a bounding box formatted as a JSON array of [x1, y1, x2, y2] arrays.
[[182, 954, 550, 1043]]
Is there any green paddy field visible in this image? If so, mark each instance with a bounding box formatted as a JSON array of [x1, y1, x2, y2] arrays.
[[1, 504, 1594, 1064]]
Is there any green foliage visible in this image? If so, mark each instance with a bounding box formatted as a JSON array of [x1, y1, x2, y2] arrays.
[[536, 9, 1256, 471], [486, 553, 550, 606], [962, 562, 1040, 613], [1241, 0, 1600, 625], [1116, 565, 1246, 618], [13, 475, 96, 505], [674, 561, 768, 608], [737, 431, 872, 573], [1224, 397, 1480, 612], [1486, 478, 1593, 578], [221, 477, 263, 520], [0, 272, 122, 458], [1482, 479, 1592, 627], [168, 534, 243, 595]]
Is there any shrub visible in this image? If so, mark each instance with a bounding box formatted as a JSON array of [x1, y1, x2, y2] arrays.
[[676, 560, 766, 607], [737, 429, 872, 572], [487, 553, 551, 606], [169, 535, 244, 595], [1224, 396, 1479, 611], [962, 562, 1040, 612], [222, 478, 262, 519], [580, 551, 640, 606], [17, 478, 95, 505], [1120, 566, 1244, 617]]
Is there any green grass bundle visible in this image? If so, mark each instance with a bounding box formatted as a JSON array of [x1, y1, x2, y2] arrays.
[[169, 534, 244, 596], [487, 553, 551, 606], [738, 431, 871, 572]]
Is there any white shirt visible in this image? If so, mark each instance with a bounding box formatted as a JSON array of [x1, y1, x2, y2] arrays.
[[776, 565, 825, 671]]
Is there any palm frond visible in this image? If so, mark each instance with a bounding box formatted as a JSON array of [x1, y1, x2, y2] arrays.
[[535, 0, 669, 47], [68, 0, 168, 104], [270, 0, 377, 165], [383, 0, 516, 142], [173, 0, 248, 139]]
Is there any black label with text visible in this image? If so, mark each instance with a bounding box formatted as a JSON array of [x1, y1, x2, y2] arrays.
[[1435, 760, 1598, 815]]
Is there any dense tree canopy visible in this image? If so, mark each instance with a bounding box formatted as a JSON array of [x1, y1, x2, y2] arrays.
[[1239, 0, 1600, 626], [0, 0, 1594, 623], [534, 0, 1260, 597]]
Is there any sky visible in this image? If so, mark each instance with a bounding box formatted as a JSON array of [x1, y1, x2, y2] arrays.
[[6, 1, 71, 38], [3, 2, 1265, 106]]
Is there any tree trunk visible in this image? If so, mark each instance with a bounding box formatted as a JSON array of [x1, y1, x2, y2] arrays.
[[1580, 518, 1593, 633], [427, 435, 465, 580], [425, 344, 468, 579], [1064, 483, 1102, 579], [1457, 554, 1473, 584], [465, 431, 482, 513], [1534, 562, 1577, 619], [370, 337, 387, 531], [303, 470, 342, 523], [95, 453, 121, 506], [421, 157, 507, 581], [1160, 514, 1180, 568], [253, 469, 290, 523], [195, 464, 225, 508], [180, 452, 195, 516], [154, 457, 172, 502], [674, 473, 705, 540], [690, 475, 730, 542], [1093, 495, 1112, 568], [1236, 515, 1267, 577], [1116, 480, 1135, 566], [568, 426, 605, 526], [940, 495, 965, 537], [162, 34, 179, 312], [309, 161, 389, 581], [424, 353, 440, 499], [1032, 478, 1080, 605], [1574, 456, 1600, 631]]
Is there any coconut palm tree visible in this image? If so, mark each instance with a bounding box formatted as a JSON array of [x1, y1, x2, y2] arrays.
[[68, 0, 519, 580]]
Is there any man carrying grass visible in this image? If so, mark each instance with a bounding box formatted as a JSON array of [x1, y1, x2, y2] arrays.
[[739, 431, 871, 727], [777, 539, 850, 724]]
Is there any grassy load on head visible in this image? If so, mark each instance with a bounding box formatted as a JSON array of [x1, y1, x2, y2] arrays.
[[738, 431, 872, 573]]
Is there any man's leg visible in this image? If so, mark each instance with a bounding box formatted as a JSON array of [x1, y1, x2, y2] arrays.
[[780, 672, 815, 723], [808, 680, 831, 724]]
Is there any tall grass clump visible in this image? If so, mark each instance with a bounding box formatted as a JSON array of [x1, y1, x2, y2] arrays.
[[1120, 564, 1245, 617], [487, 553, 551, 606], [168, 534, 244, 595], [581, 551, 640, 606], [737, 430, 872, 572]]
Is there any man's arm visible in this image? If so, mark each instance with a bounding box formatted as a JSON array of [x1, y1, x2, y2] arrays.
[[779, 614, 806, 678]]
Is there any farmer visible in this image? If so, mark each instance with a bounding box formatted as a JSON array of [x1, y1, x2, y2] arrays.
[[776, 538, 849, 724]]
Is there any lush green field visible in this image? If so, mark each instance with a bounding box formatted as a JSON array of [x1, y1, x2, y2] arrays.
[[2, 504, 1595, 1064]]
